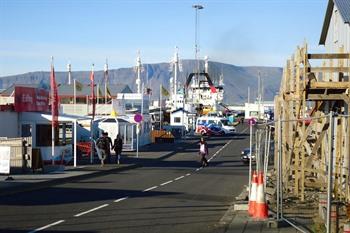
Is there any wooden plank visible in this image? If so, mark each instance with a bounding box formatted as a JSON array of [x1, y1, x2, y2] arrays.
[[284, 94, 300, 101], [307, 94, 350, 104], [308, 67, 350, 73], [308, 53, 350, 59], [309, 81, 350, 89]]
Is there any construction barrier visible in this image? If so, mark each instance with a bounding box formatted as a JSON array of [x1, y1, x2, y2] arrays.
[[248, 171, 257, 216], [254, 172, 268, 219], [344, 222, 350, 233]]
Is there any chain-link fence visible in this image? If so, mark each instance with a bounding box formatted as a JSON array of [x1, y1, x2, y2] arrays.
[[268, 113, 350, 233]]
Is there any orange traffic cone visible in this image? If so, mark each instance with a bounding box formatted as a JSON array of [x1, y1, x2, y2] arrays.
[[248, 171, 258, 216], [254, 172, 268, 219]]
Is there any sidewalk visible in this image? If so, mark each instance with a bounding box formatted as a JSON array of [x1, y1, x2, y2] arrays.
[[226, 211, 302, 233], [0, 137, 200, 197], [221, 187, 309, 233]]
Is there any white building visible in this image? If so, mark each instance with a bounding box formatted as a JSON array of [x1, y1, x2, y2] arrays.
[[244, 101, 274, 120], [170, 108, 191, 131], [319, 0, 350, 81], [320, 0, 350, 53], [97, 93, 152, 150]]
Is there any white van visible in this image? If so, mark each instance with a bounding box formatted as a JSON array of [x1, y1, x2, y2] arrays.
[[196, 116, 236, 135]]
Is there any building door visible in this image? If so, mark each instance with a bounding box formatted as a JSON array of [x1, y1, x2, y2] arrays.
[[125, 124, 134, 150]]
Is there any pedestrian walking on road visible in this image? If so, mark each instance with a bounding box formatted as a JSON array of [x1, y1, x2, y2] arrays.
[[105, 132, 113, 164], [199, 137, 209, 167], [112, 134, 123, 164], [96, 132, 110, 167]]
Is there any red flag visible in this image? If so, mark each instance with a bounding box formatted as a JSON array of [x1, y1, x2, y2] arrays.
[[210, 85, 217, 93], [50, 64, 59, 127], [90, 66, 95, 119]]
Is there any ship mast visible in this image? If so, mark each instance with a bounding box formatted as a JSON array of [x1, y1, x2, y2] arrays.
[[173, 47, 179, 109]]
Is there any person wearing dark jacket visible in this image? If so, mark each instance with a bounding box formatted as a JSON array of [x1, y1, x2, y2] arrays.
[[112, 134, 123, 164], [96, 132, 110, 166]]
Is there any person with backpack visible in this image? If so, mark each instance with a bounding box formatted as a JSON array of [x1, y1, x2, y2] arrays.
[[199, 137, 209, 167], [112, 134, 123, 164]]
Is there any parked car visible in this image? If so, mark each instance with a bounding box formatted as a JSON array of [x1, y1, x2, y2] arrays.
[[196, 116, 236, 135], [240, 148, 256, 164], [197, 123, 224, 136], [207, 123, 225, 136]]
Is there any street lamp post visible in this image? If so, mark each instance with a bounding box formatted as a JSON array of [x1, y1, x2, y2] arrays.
[[192, 4, 204, 85]]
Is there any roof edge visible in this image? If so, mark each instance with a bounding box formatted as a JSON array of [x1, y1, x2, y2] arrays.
[[319, 0, 334, 45]]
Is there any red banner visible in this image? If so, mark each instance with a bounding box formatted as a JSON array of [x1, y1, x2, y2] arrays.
[[14, 87, 50, 112], [50, 65, 59, 128]]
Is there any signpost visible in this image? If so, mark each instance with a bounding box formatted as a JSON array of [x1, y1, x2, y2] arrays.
[[134, 113, 143, 158], [0, 146, 12, 180], [248, 118, 256, 198]]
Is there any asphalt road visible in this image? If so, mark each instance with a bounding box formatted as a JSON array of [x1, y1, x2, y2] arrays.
[[0, 125, 251, 233]]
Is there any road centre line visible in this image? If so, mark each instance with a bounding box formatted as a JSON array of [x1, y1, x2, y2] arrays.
[[114, 196, 129, 203], [174, 176, 185, 181], [143, 186, 158, 192], [74, 204, 109, 217], [160, 180, 173, 186], [28, 220, 65, 233], [186, 173, 191, 176]]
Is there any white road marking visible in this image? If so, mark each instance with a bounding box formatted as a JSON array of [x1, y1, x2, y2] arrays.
[[143, 186, 158, 192], [74, 204, 109, 217], [174, 176, 185, 181], [195, 168, 200, 171], [28, 220, 65, 233], [186, 173, 191, 176], [114, 196, 129, 203], [160, 180, 173, 186]]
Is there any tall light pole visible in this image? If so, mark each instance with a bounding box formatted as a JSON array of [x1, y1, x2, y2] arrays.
[[193, 4, 204, 86], [136, 50, 142, 94]]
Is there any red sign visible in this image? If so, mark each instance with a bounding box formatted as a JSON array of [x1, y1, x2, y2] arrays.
[[248, 118, 256, 126], [14, 87, 50, 112]]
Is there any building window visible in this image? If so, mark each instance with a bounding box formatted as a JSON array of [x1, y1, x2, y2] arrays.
[[174, 117, 181, 123], [36, 123, 72, 146]]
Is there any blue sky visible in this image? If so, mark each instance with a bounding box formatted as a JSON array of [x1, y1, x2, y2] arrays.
[[0, 0, 328, 76]]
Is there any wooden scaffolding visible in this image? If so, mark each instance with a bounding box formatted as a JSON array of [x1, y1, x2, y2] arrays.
[[275, 43, 350, 202]]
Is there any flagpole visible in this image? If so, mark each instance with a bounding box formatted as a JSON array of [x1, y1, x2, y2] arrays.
[[90, 64, 95, 164], [74, 79, 76, 115], [67, 61, 71, 85], [104, 59, 108, 106], [51, 56, 55, 165], [97, 83, 100, 105], [160, 84, 162, 130]]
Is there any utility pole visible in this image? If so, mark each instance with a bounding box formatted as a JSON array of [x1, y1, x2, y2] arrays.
[[192, 4, 204, 86]]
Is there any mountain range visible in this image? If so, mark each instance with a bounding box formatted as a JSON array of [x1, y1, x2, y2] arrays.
[[0, 60, 282, 104]]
